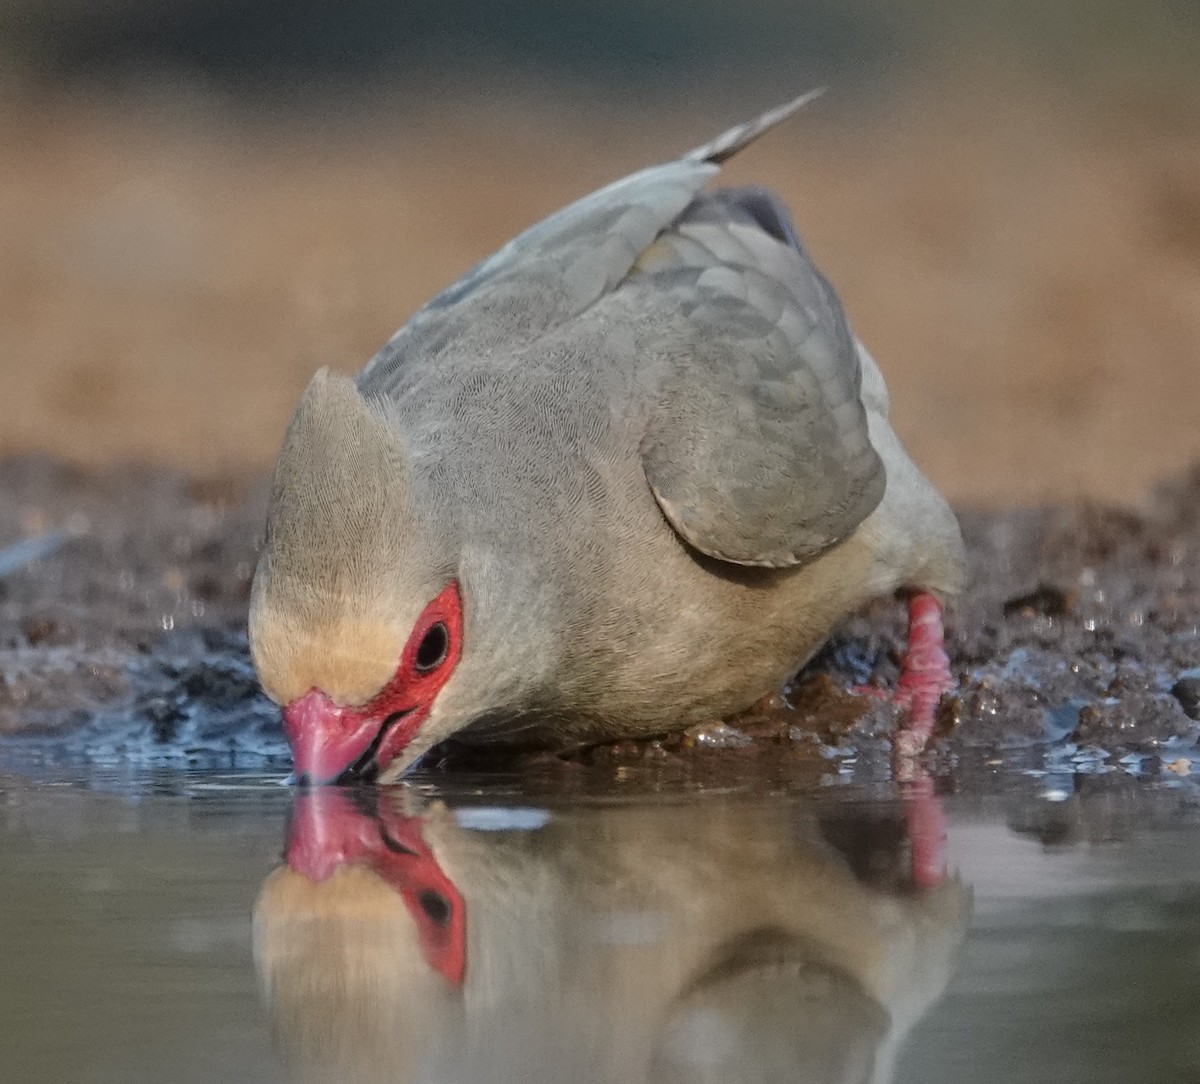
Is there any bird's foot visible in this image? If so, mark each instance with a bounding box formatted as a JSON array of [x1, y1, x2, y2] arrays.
[[846, 593, 951, 888], [852, 592, 953, 760], [895, 595, 953, 888], [893, 591, 953, 755]]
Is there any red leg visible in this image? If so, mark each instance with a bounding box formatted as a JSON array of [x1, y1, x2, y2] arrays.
[[843, 595, 951, 886], [893, 596, 952, 884], [852, 592, 953, 756], [893, 593, 953, 756]]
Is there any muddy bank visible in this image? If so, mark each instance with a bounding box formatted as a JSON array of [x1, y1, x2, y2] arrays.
[[0, 454, 1197, 783], [0, 456, 276, 766]]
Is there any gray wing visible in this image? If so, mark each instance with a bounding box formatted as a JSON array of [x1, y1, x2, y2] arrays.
[[629, 187, 886, 567], [358, 94, 822, 398]]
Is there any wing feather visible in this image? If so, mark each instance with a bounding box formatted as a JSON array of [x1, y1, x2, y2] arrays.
[[630, 190, 885, 566]]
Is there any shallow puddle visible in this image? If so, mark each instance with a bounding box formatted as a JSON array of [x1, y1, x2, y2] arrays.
[[2, 765, 1199, 1083]]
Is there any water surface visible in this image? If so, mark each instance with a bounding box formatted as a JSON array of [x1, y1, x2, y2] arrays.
[[2, 767, 1199, 1083]]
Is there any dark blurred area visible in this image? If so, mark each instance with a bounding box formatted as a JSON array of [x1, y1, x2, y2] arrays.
[[1, 1, 1199, 503], [2, 0, 892, 96], [3, 0, 1196, 95]]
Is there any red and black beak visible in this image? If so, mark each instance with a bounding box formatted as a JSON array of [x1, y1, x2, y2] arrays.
[[283, 691, 423, 785]]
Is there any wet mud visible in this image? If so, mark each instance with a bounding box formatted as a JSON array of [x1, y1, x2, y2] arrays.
[[0, 453, 1197, 785]]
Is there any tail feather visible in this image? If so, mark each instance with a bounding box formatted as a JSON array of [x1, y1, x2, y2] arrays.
[[685, 89, 825, 166]]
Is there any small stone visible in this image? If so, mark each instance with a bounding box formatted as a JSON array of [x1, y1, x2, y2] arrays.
[[1170, 678, 1200, 721], [21, 617, 61, 646], [1003, 583, 1073, 618], [682, 721, 753, 749]]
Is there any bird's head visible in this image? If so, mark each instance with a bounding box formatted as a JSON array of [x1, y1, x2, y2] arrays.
[[250, 369, 471, 783]]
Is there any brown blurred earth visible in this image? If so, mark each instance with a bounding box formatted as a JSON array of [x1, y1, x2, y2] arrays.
[[2, 68, 1199, 507]]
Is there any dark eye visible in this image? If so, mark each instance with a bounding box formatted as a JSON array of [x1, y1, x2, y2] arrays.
[[414, 622, 450, 672], [418, 889, 453, 927]]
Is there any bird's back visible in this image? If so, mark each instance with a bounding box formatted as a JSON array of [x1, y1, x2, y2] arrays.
[[343, 98, 964, 739]]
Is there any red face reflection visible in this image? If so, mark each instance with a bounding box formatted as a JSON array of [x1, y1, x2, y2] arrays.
[[285, 789, 466, 987]]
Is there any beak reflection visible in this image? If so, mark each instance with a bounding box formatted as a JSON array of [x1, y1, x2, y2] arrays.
[[277, 787, 466, 986]]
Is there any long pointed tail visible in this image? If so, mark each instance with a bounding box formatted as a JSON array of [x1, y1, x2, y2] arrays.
[[685, 89, 826, 166]]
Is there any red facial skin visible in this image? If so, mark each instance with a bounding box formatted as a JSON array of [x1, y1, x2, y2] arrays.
[[286, 788, 466, 986], [283, 581, 463, 783]]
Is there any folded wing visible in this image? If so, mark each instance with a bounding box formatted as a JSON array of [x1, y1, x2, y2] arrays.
[[629, 186, 885, 567]]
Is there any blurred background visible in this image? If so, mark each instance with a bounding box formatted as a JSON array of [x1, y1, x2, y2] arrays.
[[1, 0, 1198, 505]]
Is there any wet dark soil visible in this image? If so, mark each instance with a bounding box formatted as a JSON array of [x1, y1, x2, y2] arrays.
[[0, 457, 278, 766], [1, 453, 1197, 784]]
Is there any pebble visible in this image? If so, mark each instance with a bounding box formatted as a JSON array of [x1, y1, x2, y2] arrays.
[[683, 721, 753, 749], [1170, 678, 1200, 720]]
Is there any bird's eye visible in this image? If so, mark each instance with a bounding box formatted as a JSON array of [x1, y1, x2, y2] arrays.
[[414, 622, 450, 672], [418, 888, 453, 927]]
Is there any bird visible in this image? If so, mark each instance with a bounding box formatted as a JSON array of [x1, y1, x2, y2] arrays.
[[253, 789, 970, 1084], [248, 93, 966, 784]]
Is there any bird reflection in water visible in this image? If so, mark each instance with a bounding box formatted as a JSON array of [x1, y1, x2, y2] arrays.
[[253, 788, 970, 1084]]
